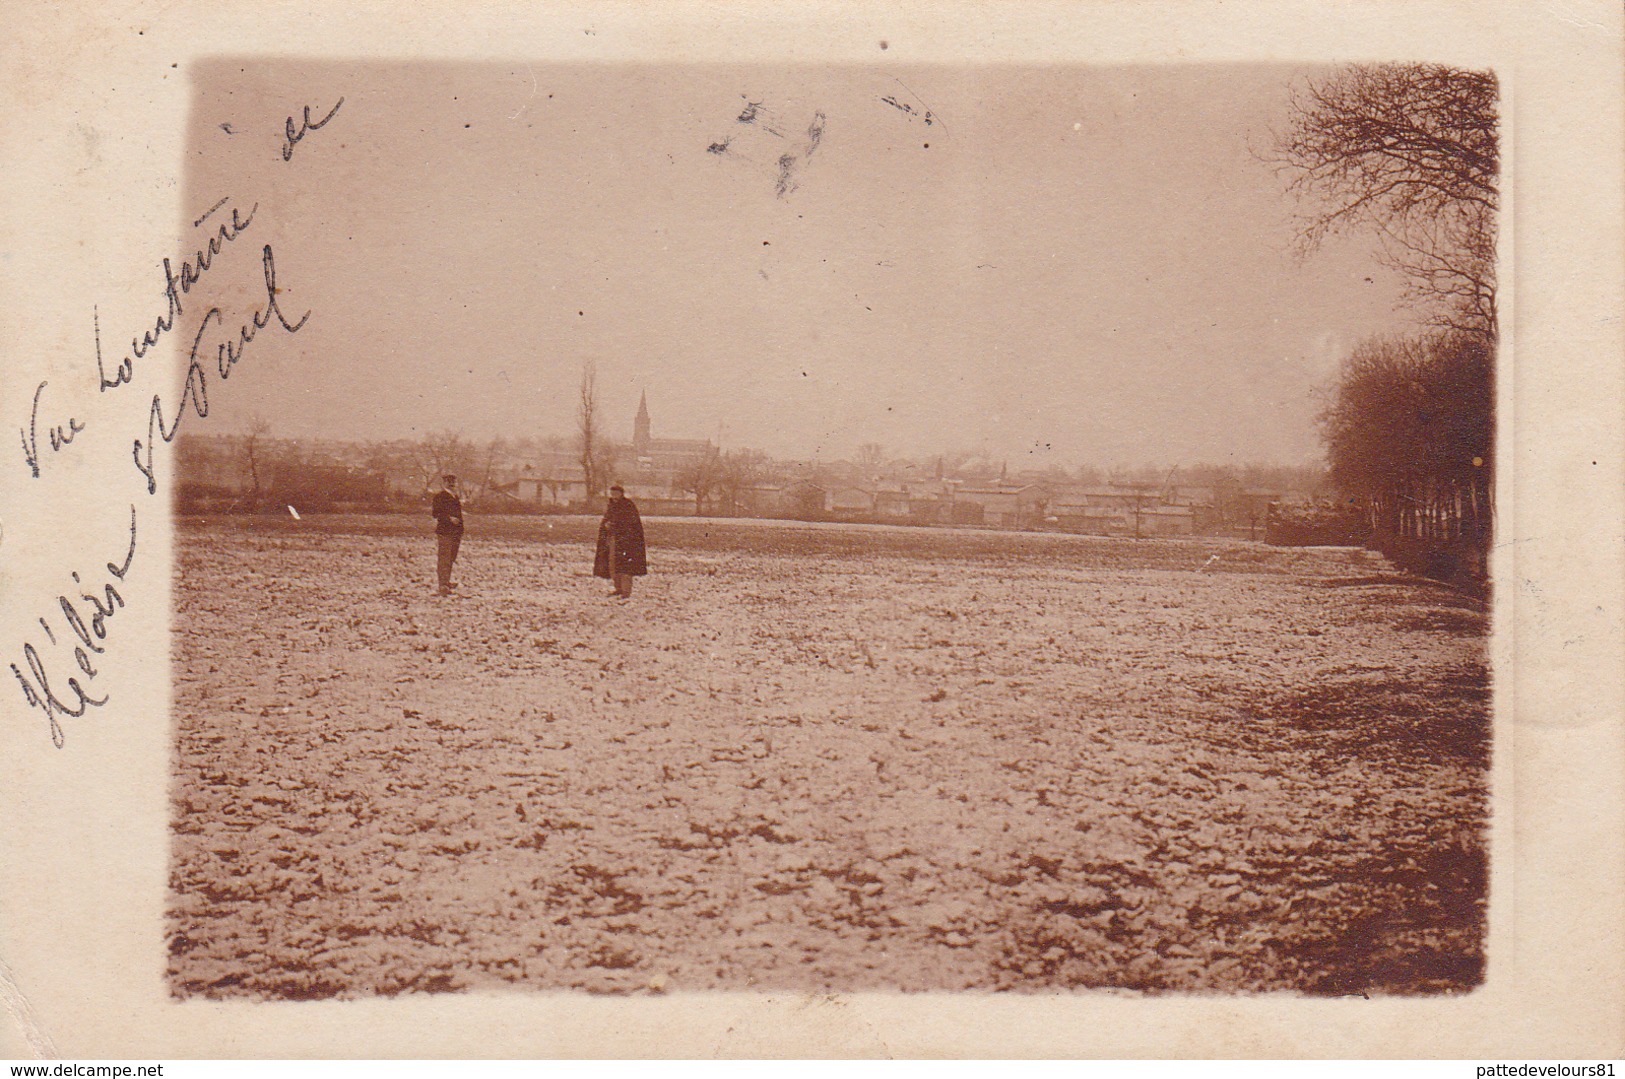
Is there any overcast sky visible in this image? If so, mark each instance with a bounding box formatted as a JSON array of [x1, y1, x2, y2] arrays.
[[183, 60, 1411, 469]]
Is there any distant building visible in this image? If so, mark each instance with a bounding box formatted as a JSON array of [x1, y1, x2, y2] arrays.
[[951, 483, 1052, 529], [497, 392, 720, 512], [632, 391, 716, 477], [730, 484, 787, 517], [782, 480, 828, 518], [873, 485, 911, 520], [1138, 504, 1195, 536], [827, 486, 876, 518], [1040, 485, 1194, 536], [504, 467, 588, 507]]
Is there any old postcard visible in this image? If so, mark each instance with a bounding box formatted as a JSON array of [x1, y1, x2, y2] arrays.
[[2, 0, 1621, 1060]]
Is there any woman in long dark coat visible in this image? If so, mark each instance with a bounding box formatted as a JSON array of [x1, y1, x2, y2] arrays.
[[593, 484, 647, 599]]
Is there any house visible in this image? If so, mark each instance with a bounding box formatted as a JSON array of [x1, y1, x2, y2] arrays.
[[873, 487, 908, 519], [1040, 485, 1199, 536], [827, 486, 876, 519], [782, 480, 828, 518], [899, 480, 955, 525], [951, 483, 1053, 529], [1047, 494, 1128, 535], [1138, 504, 1196, 536], [713, 484, 782, 518], [502, 467, 588, 507]]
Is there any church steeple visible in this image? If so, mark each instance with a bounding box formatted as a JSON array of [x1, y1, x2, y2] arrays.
[[634, 390, 651, 454]]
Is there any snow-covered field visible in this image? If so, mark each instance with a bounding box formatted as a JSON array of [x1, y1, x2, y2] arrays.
[[168, 515, 1490, 998]]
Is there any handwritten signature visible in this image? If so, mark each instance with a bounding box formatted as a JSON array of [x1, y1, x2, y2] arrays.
[[282, 97, 344, 162], [19, 199, 259, 481], [93, 201, 258, 400], [9, 507, 137, 749], [133, 243, 310, 494], [18, 381, 85, 479], [9, 98, 340, 749]]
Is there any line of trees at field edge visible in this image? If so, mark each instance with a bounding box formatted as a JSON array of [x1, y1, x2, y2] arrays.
[[1274, 62, 1497, 584]]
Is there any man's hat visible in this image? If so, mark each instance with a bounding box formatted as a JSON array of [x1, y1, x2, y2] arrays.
[[609, 484, 625, 494]]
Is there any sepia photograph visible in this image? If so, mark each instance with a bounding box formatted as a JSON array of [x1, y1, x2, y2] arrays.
[[158, 57, 1496, 1000]]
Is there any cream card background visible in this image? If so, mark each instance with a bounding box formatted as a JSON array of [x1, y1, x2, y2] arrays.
[[1, 0, 1621, 1059]]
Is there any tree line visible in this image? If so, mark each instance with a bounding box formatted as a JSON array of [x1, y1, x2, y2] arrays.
[[1276, 62, 1497, 581], [1320, 333, 1492, 547], [178, 420, 1329, 519]]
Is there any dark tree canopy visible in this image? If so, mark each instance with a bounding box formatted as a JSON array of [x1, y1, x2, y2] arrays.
[[1277, 63, 1499, 338], [1320, 331, 1493, 552]]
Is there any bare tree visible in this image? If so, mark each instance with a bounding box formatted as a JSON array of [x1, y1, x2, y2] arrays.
[[598, 440, 623, 494], [1274, 63, 1499, 338], [235, 415, 273, 510], [578, 360, 602, 499], [472, 435, 510, 504], [362, 440, 411, 505], [855, 441, 887, 478], [413, 430, 474, 493], [676, 452, 722, 516], [1114, 481, 1159, 539], [716, 448, 770, 515]]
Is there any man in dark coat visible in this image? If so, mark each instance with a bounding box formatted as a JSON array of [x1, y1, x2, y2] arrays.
[[431, 474, 464, 595], [593, 484, 647, 599]]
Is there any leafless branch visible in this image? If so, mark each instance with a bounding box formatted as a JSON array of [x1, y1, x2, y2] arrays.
[[1273, 62, 1499, 338]]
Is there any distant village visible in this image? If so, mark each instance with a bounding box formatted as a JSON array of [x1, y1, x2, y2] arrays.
[[175, 393, 1332, 540]]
